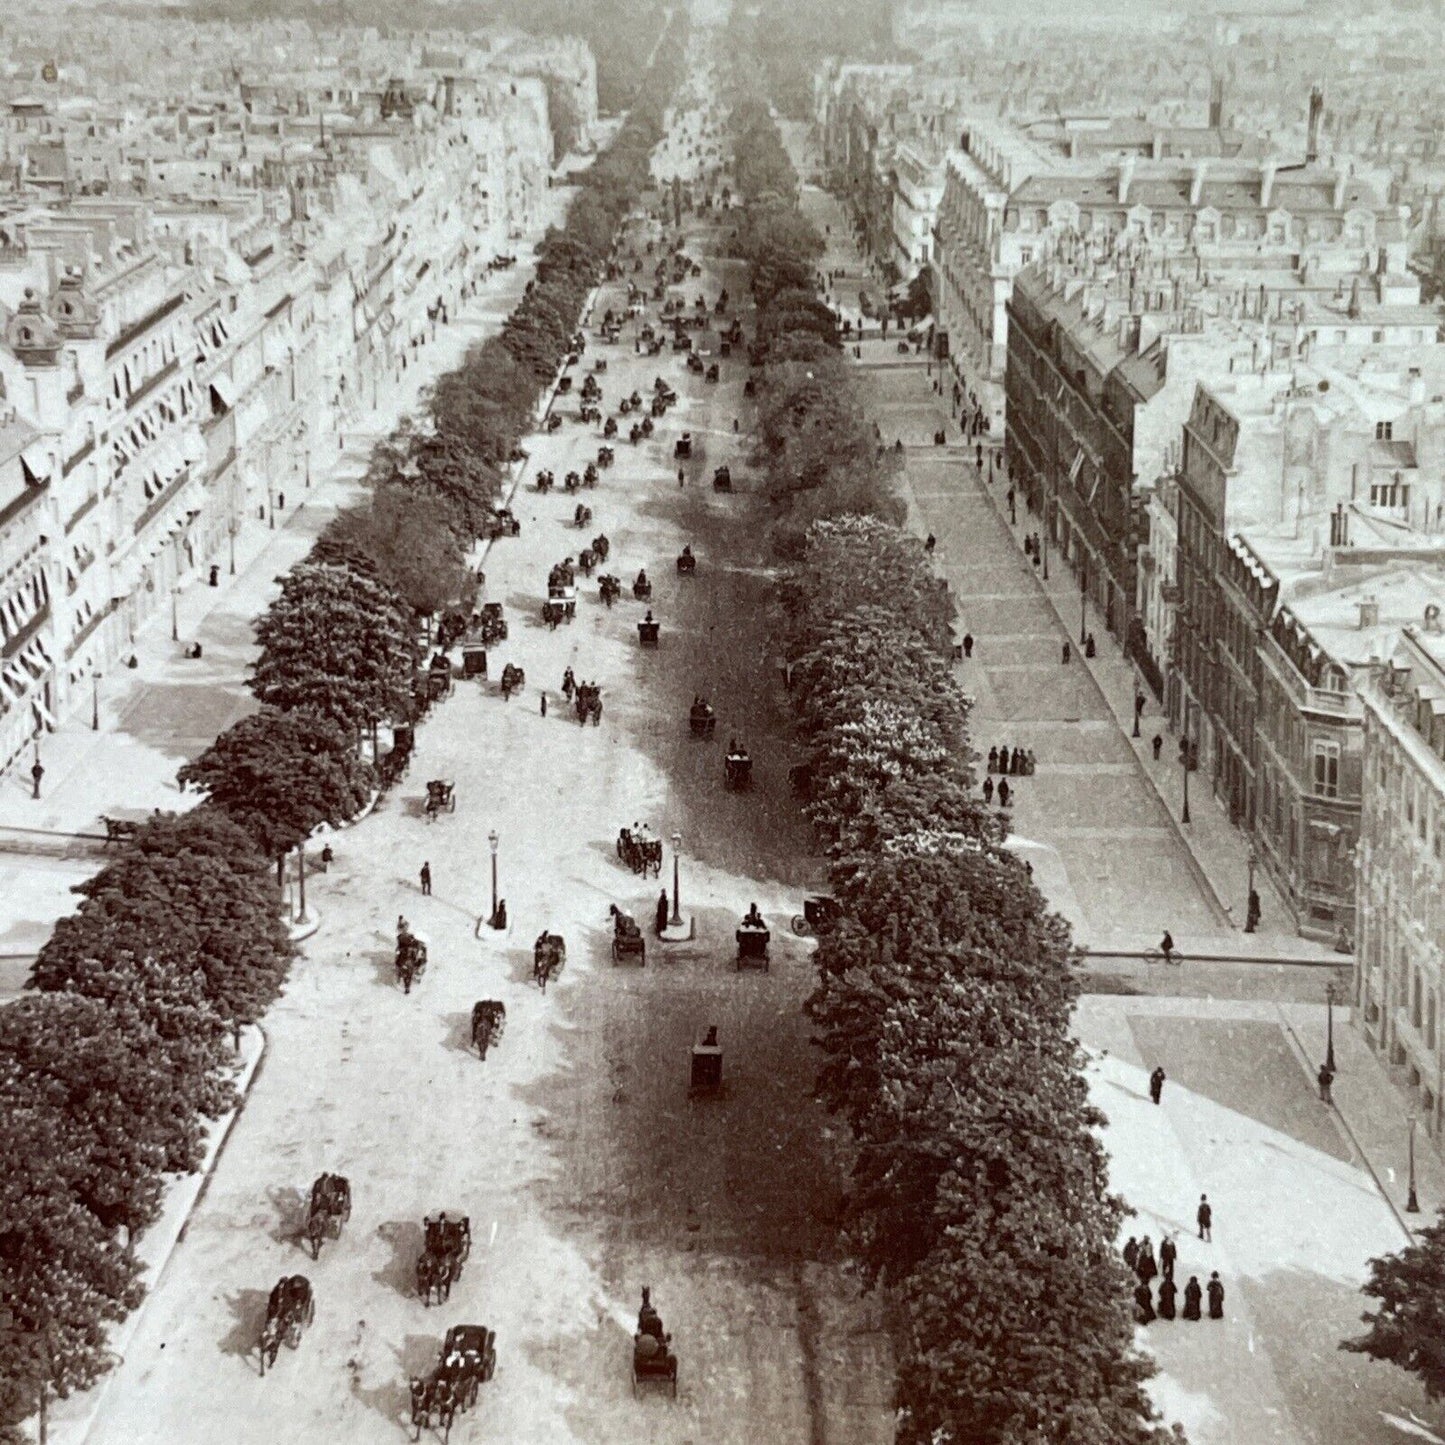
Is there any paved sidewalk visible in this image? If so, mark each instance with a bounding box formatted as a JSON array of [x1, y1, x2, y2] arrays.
[[0, 201, 571, 981]]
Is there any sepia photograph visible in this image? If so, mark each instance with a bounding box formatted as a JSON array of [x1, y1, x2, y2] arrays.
[[0, 0, 1441, 1441]]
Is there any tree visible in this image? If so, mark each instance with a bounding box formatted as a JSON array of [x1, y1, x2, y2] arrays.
[[32, 810, 294, 1045], [250, 561, 413, 731], [0, 1097, 145, 1434], [316, 485, 471, 620], [1343, 1209, 1445, 1397], [178, 706, 375, 867]]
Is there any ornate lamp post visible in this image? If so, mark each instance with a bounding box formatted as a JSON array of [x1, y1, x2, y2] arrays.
[[91, 670, 101, 732], [487, 829, 500, 928], [1080, 565, 1088, 645], [1181, 723, 1192, 825], [1325, 977, 1340, 1075], [670, 831, 683, 927]]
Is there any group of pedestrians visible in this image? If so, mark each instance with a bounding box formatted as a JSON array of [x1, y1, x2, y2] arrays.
[[1124, 1230, 1224, 1325], [987, 745, 1035, 777]]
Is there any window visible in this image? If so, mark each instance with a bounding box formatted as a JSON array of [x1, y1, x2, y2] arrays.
[[1313, 740, 1341, 798], [1019, 247, 1032, 264], [1376, 420, 1393, 440]]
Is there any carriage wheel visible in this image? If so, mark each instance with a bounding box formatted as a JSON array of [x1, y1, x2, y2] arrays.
[[790, 915, 812, 937]]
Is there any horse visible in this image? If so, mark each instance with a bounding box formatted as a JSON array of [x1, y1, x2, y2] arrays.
[[500, 663, 524, 700], [416, 1248, 450, 1307], [471, 1000, 506, 1060], [304, 1174, 350, 1259], [533, 932, 565, 992], [599, 575, 620, 607], [259, 1275, 313, 1374]]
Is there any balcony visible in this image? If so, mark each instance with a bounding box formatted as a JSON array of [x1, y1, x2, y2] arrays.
[[105, 291, 185, 361], [125, 355, 179, 412]]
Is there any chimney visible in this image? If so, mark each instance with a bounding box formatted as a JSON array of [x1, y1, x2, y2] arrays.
[[1190, 158, 1207, 206], [1307, 85, 1324, 164], [1358, 595, 1379, 630], [1118, 155, 1135, 205], [1260, 159, 1277, 209]]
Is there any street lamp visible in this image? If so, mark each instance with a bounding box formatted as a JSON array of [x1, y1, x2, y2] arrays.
[[1246, 847, 1259, 933], [1080, 567, 1088, 645], [1408, 1111, 1422, 1213], [228, 515, 239, 576], [670, 831, 683, 927], [170, 584, 180, 641], [1041, 492, 1050, 580], [487, 829, 500, 928], [1325, 978, 1341, 1075], [91, 670, 101, 732], [1132, 674, 1144, 739]]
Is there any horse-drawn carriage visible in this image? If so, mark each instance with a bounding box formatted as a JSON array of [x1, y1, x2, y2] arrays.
[[712, 465, 731, 492], [577, 547, 597, 576], [686, 350, 705, 374], [631, 1289, 678, 1398], [499, 662, 525, 700], [617, 826, 663, 877], [100, 815, 140, 846], [598, 443, 615, 466], [724, 746, 752, 791], [583, 461, 599, 487], [579, 403, 601, 425], [632, 570, 652, 601], [591, 533, 610, 562], [688, 698, 716, 738], [470, 1000, 506, 1060], [564, 469, 582, 493], [426, 652, 452, 700], [485, 507, 521, 539], [574, 502, 593, 529], [599, 574, 622, 607], [638, 612, 660, 647], [425, 779, 456, 821], [651, 393, 669, 417], [743, 376, 757, 398], [705, 362, 720, 383], [610, 906, 646, 966], [417, 1212, 471, 1306], [575, 681, 602, 725], [304, 1174, 351, 1259], [603, 415, 619, 438], [535, 468, 555, 493], [543, 584, 577, 628], [477, 602, 507, 646], [735, 906, 771, 972], [581, 374, 601, 401], [791, 894, 842, 937], [676, 545, 696, 574], [259, 1275, 314, 1374], [545, 412, 563, 433], [533, 932, 566, 992], [396, 928, 429, 993], [410, 1325, 497, 1439]]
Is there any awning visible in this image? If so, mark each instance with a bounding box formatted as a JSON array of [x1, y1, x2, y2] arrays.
[[908, 313, 934, 335], [31, 694, 56, 731], [20, 443, 52, 485], [209, 373, 237, 412], [181, 429, 206, 466]]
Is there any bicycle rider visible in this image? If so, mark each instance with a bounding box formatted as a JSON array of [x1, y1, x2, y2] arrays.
[[1160, 930, 1175, 964]]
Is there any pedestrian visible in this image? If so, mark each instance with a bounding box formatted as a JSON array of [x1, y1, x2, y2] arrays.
[[1152, 733, 1163, 761], [1197, 1194, 1212, 1241], [1025, 748, 1036, 775], [562, 667, 576, 700], [1023, 533, 1034, 560], [924, 533, 936, 554], [1161, 930, 1175, 962], [29, 758, 43, 800], [1062, 642, 1071, 665], [1084, 631, 1097, 659], [997, 740, 1010, 771], [987, 746, 999, 773], [997, 778, 1011, 808], [1159, 1234, 1177, 1282], [1133, 1280, 1156, 1325], [1246, 888, 1261, 932], [678, 467, 685, 486], [1157, 1275, 1177, 1320], [1137, 1237, 1157, 1286], [1011, 746, 1024, 775], [656, 888, 670, 935], [982, 776, 994, 805], [320, 843, 334, 871], [962, 633, 974, 659], [976, 442, 983, 470], [420, 862, 431, 896], [1149, 1065, 1166, 1105], [1182, 1276, 1203, 1321], [1123, 1236, 1140, 1271], [1207, 1271, 1224, 1320], [540, 690, 547, 717], [1007, 487, 1016, 524], [1318, 1063, 1334, 1104]]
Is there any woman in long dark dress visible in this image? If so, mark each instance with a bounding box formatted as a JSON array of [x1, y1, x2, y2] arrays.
[[1182, 1275, 1203, 1321], [1133, 1281, 1155, 1325], [1157, 1277, 1177, 1321], [1207, 1271, 1225, 1320]]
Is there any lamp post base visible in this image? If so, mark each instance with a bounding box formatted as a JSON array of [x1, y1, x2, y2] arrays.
[[659, 914, 695, 943], [1407, 1186, 1421, 1213]]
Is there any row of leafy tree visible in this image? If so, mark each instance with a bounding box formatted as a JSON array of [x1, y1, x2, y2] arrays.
[[723, 94, 903, 554], [718, 96, 1179, 1444], [0, 20, 686, 1439]]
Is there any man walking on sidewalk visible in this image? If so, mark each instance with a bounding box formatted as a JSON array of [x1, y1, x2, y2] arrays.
[[420, 861, 432, 897], [30, 757, 43, 800], [1149, 1066, 1166, 1105], [1197, 1194, 1213, 1241], [1318, 1063, 1334, 1104]]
